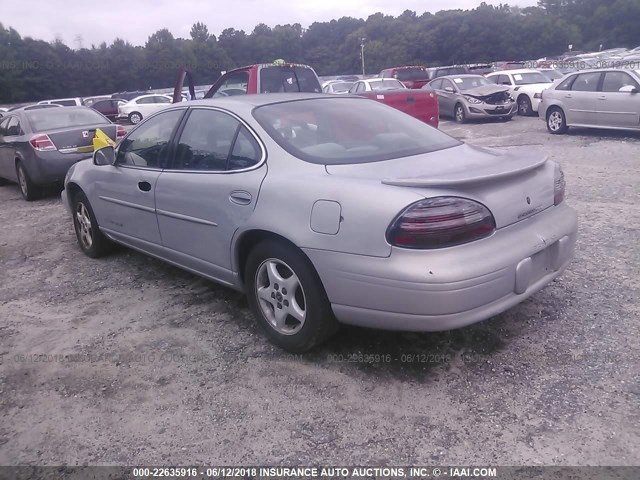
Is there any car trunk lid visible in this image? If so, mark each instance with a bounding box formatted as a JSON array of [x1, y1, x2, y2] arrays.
[[46, 124, 117, 154], [325, 143, 555, 229]]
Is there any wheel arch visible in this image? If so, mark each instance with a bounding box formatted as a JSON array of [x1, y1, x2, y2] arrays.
[[234, 229, 313, 289]]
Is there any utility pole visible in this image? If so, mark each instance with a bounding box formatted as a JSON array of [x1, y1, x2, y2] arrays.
[[360, 38, 366, 77]]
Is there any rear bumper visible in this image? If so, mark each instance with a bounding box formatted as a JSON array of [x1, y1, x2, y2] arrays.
[[27, 153, 92, 184], [303, 203, 577, 331]]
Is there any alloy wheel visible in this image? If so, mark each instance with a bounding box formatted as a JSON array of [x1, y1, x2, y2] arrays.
[[255, 258, 307, 335], [75, 202, 93, 250], [548, 111, 563, 132]]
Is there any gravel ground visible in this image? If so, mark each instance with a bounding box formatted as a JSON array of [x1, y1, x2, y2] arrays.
[[0, 116, 638, 467]]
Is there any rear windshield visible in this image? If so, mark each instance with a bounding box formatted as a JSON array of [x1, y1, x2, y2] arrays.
[[253, 97, 460, 165], [259, 66, 322, 94], [395, 68, 429, 82], [371, 79, 405, 91], [331, 82, 353, 92], [454, 77, 492, 90], [513, 72, 552, 85], [26, 108, 108, 132]]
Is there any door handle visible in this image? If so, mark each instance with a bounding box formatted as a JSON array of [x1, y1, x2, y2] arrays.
[[229, 190, 252, 205], [564, 94, 572, 98], [597, 96, 606, 100], [138, 181, 152, 192]]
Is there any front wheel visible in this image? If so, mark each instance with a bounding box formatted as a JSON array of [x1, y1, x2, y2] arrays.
[[128, 112, 142, 124], [245, 240, 338, 352], [454, 103, 466, 123], [517, 96, 533, 116], [72, 191, 114, 258], [546, 107, 568, 134]]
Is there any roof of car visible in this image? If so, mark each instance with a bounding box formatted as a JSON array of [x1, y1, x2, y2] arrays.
[[487, 69, 542, 75], [184, 93, 366, 108], [436, 74, 485, 79]]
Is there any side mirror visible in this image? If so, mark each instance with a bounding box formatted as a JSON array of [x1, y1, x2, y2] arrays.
[[93, 146, 116, 166], [444, 86, 455, 93], [619, 85, 638, 93]]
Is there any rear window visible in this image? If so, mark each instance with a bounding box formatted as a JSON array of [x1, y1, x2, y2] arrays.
[[253, 97, 460, 165], [26, 108, 107, 132], [259, 66, 321, 93], [395, 68, 429, 82]]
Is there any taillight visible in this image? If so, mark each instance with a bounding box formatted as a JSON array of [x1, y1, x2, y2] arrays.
[[30, 134, 56, 151], [387, 197, 496, 249], [116, 125, 126, 140], [554, 164, 565, 205]]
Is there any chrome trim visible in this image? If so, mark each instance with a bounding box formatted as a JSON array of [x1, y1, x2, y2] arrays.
[[98, 196, 155, 213], [156, 209, 218, 227]]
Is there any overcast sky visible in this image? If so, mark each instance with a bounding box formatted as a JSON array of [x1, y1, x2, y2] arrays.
[[3, 0, 538, 47]]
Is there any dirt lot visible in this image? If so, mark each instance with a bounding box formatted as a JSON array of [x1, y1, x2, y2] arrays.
[[0, 116, 638, 467]]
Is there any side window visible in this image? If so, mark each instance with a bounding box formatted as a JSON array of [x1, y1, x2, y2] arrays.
[[137, 97, 155, 104], [430, 79, 443, 90], [228, 126, 262, 170], [602, 71, 639, 92], [173, 109, 240, 171], [116, 109, 184, 168], [498, 75, 511, 86], [213, 72, 249, 96], [356, 82, 365, 93], [556, 75, 576, 91], [571, 72, 602, 92], [441, 79, 454, 91], [154, 96, 171, 104], [7, 117, 22, 136], [0, 117, 11, 135]]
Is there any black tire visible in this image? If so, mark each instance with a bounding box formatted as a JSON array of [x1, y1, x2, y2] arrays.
[[16, 161, 41, 201], [128, 112, 142, 124], [517, 95, 533, 116], [245, 239, 339, 352], [71, 191, 114, 258], [454, 103, 466, 123], [546, 107, 569, 134]]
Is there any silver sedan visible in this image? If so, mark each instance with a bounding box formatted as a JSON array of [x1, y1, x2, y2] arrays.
[[61, 94, 578, 352]]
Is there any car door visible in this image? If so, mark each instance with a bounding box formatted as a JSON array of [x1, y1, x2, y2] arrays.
[[0, 116, 15, 180], [438, 79, 458, 116], [154, 108, 267, 285], [595, 71, 640, 128], [564, 71, 602, 125], [429, 79, 445, 113], [90, 108, 186, 249]]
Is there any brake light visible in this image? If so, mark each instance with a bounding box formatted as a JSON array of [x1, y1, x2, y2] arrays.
[[554, 164, 565, 205], [116, 125, 126, 140], [30, 134, 56, 151], [387, 197, 495, 249]]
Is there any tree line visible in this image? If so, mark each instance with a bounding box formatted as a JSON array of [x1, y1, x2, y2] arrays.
[[1, 0, 639, 103]]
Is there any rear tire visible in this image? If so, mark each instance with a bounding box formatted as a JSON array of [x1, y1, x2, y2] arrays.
[[245, 239, 339, 353], [16, 161, 41, 201], [454, 103, 466, 123], [71, 191, 114, 258], [517, 95, 533, 116], [546, 107, 568, 134], [128, 112, 142, 124]]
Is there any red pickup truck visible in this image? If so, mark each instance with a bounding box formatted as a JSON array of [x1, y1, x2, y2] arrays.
[[348, 78, 439, 128], [380, 66, 430, 89], [173, 61, 322, 102]]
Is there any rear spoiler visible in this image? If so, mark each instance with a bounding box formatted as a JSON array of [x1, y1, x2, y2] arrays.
[[173, 66, 196, 104]]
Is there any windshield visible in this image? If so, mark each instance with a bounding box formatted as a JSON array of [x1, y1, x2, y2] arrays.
[[371, 79, 404, 91], [512, 72, 552, 85], [453, 77, 492, 90], [26, 108, 108, 132], [331, 82, 353, 93], [396, 68, 429, 82], [253, 97, 460, 165]]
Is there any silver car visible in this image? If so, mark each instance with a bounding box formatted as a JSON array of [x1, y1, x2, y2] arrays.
[[61, 94, 578, 352], [428, 75, 516, 122], [539, 68, 640, 134]]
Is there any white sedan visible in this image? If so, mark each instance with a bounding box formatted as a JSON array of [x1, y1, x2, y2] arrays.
[[117, 94, 174, 124], [485, 69, 553, 116], [348, 78, 406, 93]]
